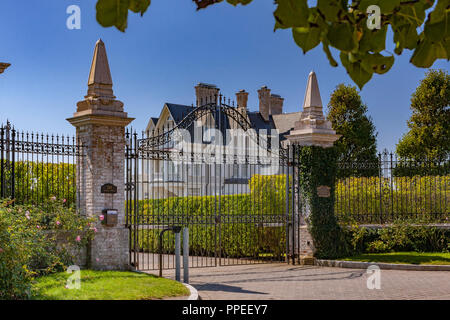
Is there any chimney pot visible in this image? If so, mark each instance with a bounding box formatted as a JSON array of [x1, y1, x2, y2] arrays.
[[236, 90, 249, 110], [258, 86, 271, 122], [270, 94, 284, 115], [195, 83, 220, 107]]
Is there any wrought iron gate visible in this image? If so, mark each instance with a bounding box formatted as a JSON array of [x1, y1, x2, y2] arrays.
[[125, 100, 301, 271]]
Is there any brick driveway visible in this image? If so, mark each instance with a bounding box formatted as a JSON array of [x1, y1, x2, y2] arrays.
[[153, 263, 450, 300]]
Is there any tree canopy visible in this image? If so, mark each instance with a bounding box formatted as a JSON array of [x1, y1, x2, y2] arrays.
[[95, 0, 449, 89], [327, 83, 378, 166], [396, 69, 450, 161]]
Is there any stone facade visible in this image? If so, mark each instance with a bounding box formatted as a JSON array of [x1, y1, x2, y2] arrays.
[[299, 226, 314, 257], [67, 39, 133, 270]]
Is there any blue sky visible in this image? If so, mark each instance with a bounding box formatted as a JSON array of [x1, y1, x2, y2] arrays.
[[0, 0, 448, 152]]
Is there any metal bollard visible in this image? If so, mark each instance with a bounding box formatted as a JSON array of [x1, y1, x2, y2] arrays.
[[175, 231, 181, 282], [183, 227, 189, 284]]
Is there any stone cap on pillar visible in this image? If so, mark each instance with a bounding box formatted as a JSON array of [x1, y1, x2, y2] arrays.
[[286, 71, 340, 148], [67, 39, 134, 128]]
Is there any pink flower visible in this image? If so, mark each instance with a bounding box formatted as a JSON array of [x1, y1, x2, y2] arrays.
[[36, 225, 40, 229], [99, 215, 105, 221], [56, 221, 61, 226], [93, 227, 98, 233], [50, 196, 56, 201], [96, 258, 100, 262], [75, 236, 81, 242], [63, 199, 67, 203]]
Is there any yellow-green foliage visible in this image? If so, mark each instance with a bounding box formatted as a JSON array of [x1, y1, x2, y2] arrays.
[[335, 175, 449, 221], [1, 161, 77, 206]]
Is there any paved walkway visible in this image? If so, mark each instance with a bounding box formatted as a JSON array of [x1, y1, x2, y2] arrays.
[[149, 263, 450, 300]]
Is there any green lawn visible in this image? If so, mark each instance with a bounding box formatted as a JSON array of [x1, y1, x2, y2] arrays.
[[31, 270, 190, 300], [342, 252, 450, 265]]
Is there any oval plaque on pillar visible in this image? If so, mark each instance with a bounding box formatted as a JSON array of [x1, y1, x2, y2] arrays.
[[317, 185, 331, 198], [101, 183, 117, 194]]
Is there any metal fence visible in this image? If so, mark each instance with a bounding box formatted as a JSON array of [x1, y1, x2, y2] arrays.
[[0, 122, 85, 207], [336, 150, 449, 224]]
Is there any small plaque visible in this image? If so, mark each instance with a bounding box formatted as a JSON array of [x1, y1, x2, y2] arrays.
[[317, 185, 331, 198], [101, 183, 117, 194]]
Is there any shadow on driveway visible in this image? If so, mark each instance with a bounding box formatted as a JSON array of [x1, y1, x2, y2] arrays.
[[196, 283, 268, 295]]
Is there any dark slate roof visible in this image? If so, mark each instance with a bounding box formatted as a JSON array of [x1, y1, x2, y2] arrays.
[[151, 117, 159, 124], [247, 112, 276, 132], [165, 103, 195, 123], [162, 103, 295, 143]]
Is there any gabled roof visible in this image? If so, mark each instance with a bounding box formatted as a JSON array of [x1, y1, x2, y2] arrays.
[[150, 102, 301, 143], [165, 103, 195, 124]]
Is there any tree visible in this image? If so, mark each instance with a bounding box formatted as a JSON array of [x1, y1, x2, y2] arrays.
[[396, 69, 450, 161], [94, 0, 449, 89], [327, 84, 378, 168]]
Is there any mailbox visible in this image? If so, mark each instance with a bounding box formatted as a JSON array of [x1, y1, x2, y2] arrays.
[[102, 209, 118, 227]]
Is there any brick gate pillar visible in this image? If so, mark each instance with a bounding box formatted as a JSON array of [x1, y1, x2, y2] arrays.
[[67, 39, 134, 270], [286, 71, 341, 264]]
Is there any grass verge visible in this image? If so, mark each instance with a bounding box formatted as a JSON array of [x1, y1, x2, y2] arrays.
[[341, 252, 450, 265], [31, 270, 190, 300]]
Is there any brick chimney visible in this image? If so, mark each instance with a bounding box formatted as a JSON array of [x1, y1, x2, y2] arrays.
[[236, 89, 248, 111], [258, 86, 271, 122], [195, 83, 220, 107], [270, 94, 284, 115]]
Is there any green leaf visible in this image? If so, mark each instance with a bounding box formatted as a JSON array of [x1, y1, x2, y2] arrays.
[[396, 1, 427, 27], [359, 25, 387, 53], [323, 42, 338, 67], [227, 0, 253, 5], [357, 0, 401, 14], [317, 0, 345, 22], [361, 53, 395, 74], [274, 0, 309, 30], [340, 52, 373, 89], [129, 0, 151, 15], [392, 20, 419, 51], [424, 0, 449, 41], [292, 27, 321, 53], [96, 0, 131, 32], [410, 38, 448, 68], [429, 0, 447, 23], [327, 22, 357, 52]]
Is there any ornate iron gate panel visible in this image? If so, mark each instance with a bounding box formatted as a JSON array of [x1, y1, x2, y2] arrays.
[[125, 101, 301, 270]]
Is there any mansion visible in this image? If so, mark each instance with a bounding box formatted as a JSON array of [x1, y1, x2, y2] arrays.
[[138, 71, 327, 199]]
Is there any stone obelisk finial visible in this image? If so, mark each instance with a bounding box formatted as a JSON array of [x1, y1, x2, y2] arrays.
[[287, 71, 340, 148], [69, 39, 132, 120], [87, 39, 114, 100]]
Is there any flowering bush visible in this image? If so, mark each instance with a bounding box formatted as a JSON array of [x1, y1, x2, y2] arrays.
[[0, 198, 96, 300]]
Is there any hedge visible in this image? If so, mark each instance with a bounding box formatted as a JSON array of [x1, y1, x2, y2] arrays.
[[335, 175, 450, 222], [131, 175, 288, 259]]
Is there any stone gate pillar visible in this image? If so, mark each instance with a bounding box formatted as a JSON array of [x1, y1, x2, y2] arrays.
[[287, 71, 341, 264], [67, 39, 134, 270]]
